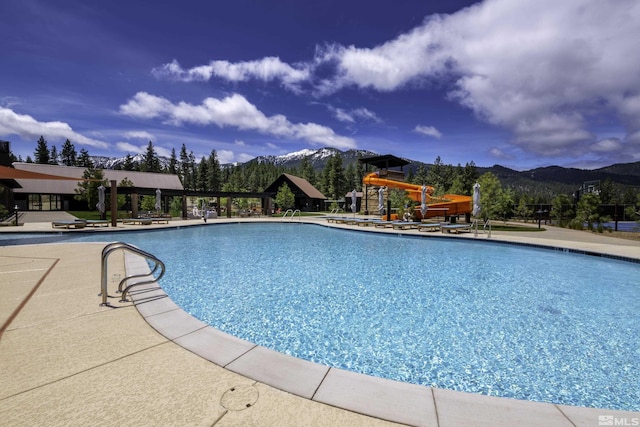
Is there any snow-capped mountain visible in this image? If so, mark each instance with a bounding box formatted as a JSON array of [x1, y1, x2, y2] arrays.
[[251, 148, 379, 169]]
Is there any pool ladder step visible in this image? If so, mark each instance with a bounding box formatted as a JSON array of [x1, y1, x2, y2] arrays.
[[100, 241, 165, 306]]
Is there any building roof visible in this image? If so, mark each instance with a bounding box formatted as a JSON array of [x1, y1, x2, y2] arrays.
[[358, 154, 410, 169], [11, 163, 184, 195], [264, 173, 326, 199]]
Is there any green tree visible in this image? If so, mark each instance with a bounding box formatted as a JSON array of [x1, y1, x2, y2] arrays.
[[477, 172, 505, 221], [196, 157, 209, 191], [168, 148, 178, 175], [207, 150, 222, 192], [140, 195, 156, 212], [322, 154, 347, 200], [275, 183, 295, 210], [60, 139, 77, 166], [116, 177, 134, 210], [551, 194, 574, 227], [34, 136, 50, 164], [141, 141, 160, 172], [122, 154, 136, 171], [575, 193, 601, 230], [49, 145, 59, 165], [77, 148, 93, 168], [300, 156, 316, 186], [74, 166, 106, 210]]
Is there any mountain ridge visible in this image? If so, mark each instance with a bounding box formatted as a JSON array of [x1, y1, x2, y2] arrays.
[[91, 148, 640, 192]]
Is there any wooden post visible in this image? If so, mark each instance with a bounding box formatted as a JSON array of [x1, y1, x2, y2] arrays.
[[131, 193, 139, 218], [181, 195, 187, 219], [110, 180, 117, 227]]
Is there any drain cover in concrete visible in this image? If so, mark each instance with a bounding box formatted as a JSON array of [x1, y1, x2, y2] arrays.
[[221, 385, 259, 411]]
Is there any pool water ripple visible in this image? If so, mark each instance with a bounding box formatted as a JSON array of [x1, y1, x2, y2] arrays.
[[72, 223, 639, 411]]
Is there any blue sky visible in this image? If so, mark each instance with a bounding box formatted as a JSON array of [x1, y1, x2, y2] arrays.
[[1, 0, 639, 170]]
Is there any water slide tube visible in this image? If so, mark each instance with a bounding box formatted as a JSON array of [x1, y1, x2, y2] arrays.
[[363, 172, 472, 219]]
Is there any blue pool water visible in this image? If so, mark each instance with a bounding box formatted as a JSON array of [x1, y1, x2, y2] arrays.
[[72, 223, 638, 410]]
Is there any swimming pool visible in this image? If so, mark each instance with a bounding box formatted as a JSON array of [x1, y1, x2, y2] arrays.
[[72, 223, 639, 411]]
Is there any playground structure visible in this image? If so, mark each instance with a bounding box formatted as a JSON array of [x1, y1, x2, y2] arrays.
[[362, 172, 472, 220]]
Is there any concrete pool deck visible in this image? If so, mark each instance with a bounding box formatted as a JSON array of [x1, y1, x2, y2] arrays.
[[0, 217, 638, 426]]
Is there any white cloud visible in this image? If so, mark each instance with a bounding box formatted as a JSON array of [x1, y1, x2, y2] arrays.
[[414, 125, 442, 139], [119, 92, 356, 150], [331, 107, 381, 124], [152, 58, 311, 92], [489, 147, 513, 160], [319, 0, 640, 160], [115, 142, 143, 153], [0, 107, 109, 149], [124, 130, 155, 141]]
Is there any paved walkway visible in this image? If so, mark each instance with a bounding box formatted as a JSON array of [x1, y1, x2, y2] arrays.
[[0, 217, 638, 426]]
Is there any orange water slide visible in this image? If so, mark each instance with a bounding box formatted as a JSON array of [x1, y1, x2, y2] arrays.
[[363, 172, 472, 219]]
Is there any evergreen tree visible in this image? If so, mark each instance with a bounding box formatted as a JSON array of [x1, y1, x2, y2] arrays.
[[60, 139, 77, 166], [168, 148, 178, 175], [275, 183, 295, 210], [324, 154, 347, 200], [26, 155, 33, 163], [77, 148, 93, 168], [122, 154, 136, 171], [49, 145, 59, 165], [299, 156, 316, 186], [141, 141, 160, 172], [196, 157, 209, 191], [207, 150, 222, 192], [34, 136, 50, 164], [74, 166, 106, 210]]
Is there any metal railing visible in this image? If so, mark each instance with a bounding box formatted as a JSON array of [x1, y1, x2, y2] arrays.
[[100, 242, 165, 306], [281, 209, 301, 221]]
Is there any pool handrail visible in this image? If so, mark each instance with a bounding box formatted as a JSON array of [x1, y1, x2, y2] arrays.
[[281, 209, 301, 221], [100, 241, 165, 306]]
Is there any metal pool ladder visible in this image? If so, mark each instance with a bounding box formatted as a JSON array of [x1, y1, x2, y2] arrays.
[[100, 242, 165, 306], [281, 209, 301, 221]]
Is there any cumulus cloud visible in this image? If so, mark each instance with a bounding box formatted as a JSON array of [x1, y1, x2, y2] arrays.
[[115, 142, 142, 153], [124, 130, 155, 141], [331, 107, 381, 124], [0, 107, 109, 149], [414, 125, 442, 139], [320, 0, 640, 160], [152, 58, 310, 92], [146, 0, 640, 165], [119, 92, 356, 150]]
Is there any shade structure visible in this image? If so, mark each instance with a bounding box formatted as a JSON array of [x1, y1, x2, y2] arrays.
[[472, 182, 481, 217]]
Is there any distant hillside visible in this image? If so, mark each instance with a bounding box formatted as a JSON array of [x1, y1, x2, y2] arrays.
[[90, 148, 640, 196]]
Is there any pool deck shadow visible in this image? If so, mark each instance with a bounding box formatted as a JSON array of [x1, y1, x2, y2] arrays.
[[1, 217, 638, 426]]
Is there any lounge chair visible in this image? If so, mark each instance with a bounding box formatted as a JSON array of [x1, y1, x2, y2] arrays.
[[83, 219, 109, 227], [441, 223, 471, 234], [418, 223, 441, 232], [121, 218, 153, 225], [51, 220, 86, 229]]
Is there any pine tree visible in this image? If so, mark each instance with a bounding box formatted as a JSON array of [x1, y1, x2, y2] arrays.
[[60, 139, 77, 166], [141, 141, 160, 172], [207, 150, 222, 192], [74, 166, 105, 210], [300, 156, 316, 186], [196, 157, 209, 191], [49, 145, 59, 165], [122, 154, 135, 171], [77, 148, 93, 168], [34, 136, 50, 164], [168, 148, 178, 175]]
